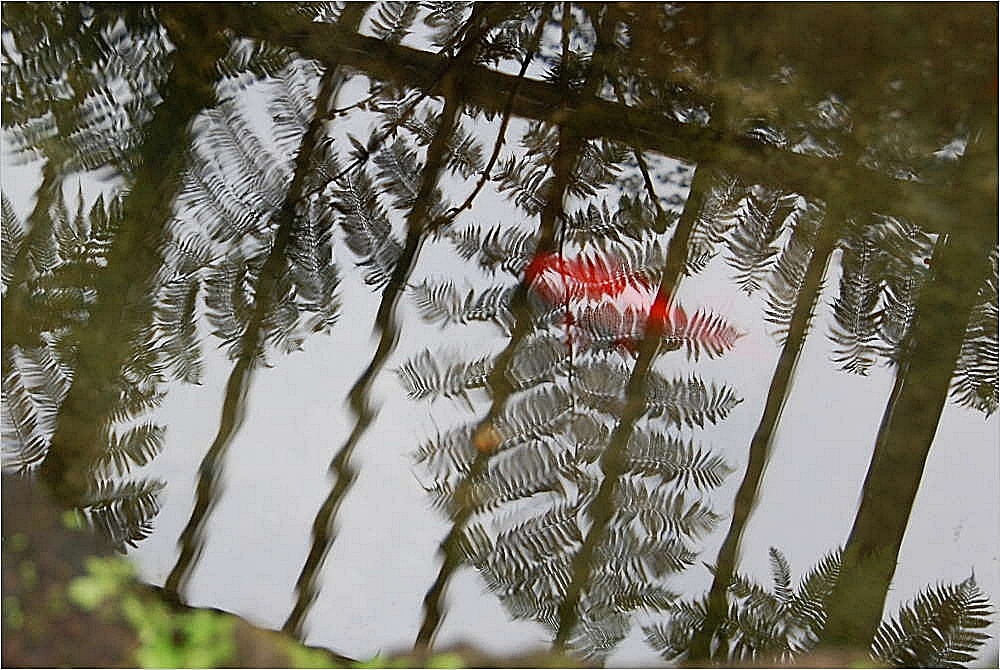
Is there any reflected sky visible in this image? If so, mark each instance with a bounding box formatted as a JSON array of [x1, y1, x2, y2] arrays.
[[2, 3, 997, 667]]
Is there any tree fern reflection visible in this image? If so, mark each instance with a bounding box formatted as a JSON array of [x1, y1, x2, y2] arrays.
[[403, 92, 746, 658], [645, 547, 993, 667]]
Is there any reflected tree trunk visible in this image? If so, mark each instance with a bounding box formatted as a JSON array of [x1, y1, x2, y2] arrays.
[[820, 127, 999, 653], [162, 44, 353, 599], [37, 7, 230, 504], [283, 5, 503, 639], [688, 209, 840, 661], [412, 8, 551, 650], [551, 158, 709, 651]]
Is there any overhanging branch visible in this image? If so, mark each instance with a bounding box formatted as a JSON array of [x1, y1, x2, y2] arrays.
[[216, 5, 970, 233]]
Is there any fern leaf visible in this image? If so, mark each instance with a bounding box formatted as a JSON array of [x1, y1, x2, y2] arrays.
[[2, 193, 25, 289], [872, 575, 993, 668], [662, 306, 746, 361], [410, 278, 515, 333], [829, 223, 888, 375], [396, 349, 491, 404], [626, 430, 733, 491], [152, 273, 204, 384], [94, 423, 166, 478], [725, 187, 796, 295], [644, 374, 744, 429], [332, 168, 402, 289], [78, 477, 165, 550], [950, 248, 998, 416], [369, 1, 420, 44]]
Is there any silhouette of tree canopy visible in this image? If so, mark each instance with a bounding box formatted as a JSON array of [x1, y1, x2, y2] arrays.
[[1, 1, 996, 666]]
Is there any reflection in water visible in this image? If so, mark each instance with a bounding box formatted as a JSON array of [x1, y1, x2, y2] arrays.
[[2, 2, 997, 667]]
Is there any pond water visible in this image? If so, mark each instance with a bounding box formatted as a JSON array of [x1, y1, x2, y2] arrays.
[[2, 3, 998, 667]]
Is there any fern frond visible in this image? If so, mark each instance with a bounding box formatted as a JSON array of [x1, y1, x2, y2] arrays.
[[410, 278, 515, 333], [614, 478, 721, 541], [829, 223, 887, 375], [644, 597, 709, 661], [507, 331, 569, 388], [494, 384, 574, 448], [421, 1, 474, 50], [950, 248, 998, 416], [2, 194, 25, 289], [203, 254, 255, 356], [152, 273, 204, 384], [725, 187, 796, 295], [786, 548, 841, 639], [396, 349, 491, 404], [688, 173, 746, 270], [78, 477, 165, 550], [369, 1, 421, 44], [493, 153, 549, 215], [644, 374, 744, 429], [444, 223, 538, 275], [332, 168, 402, 289], [412, 424, 478, 482], [93, 423, 165, 478], [872, 575, 993, 668], [626, 430, 733, 491], [763, 203, 826, 341], [662, 306, 746, 361], [768, 547, 793, 604]]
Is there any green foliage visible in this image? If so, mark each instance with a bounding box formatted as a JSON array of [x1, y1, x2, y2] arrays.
[[950, 249, 998, 416], [645, 550, 994, 668], [872, 576, 993, 668]]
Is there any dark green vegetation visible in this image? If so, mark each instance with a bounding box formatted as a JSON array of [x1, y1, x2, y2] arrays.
[[1, 2, 997, 668]]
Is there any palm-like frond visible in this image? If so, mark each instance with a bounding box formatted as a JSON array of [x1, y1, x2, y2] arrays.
[[410, 278, 516, 333], [1, 345, 70, 472], [331, 168, 403, 289], [2, 4, 170, 176], [412, 424, 479, 483], [203, 253, 256, 358], [872, 575, 993, 668], [829, 223, 887, 374], [493, 383, 574, 448], [662, 306, 746, 361], [93, 423, 166, 478], [443, 223, 538, 275], [151, 273, 204, 384], [686, 173, 746, 275], [77, 477, 165, 551], [625, 430, 734, 491], [396, 349, 492, 404], [725, 187, 797, 295], [763, 202, 826, 341], [506, 331, 570, 388], [878, 217, 935, 360], [369, 1, 421, 44], [614, 478, 722, 542], [785, 548, 841, 646], [493, 153, 550, 215], [643, 597, 710, 662], [644, 374, 744, 429], [950, 248, 998, 416], [421, 1, 474, 51], [400, 109, 486, 179], [2, 194, 25, 290], [285, 197, 342, 335]]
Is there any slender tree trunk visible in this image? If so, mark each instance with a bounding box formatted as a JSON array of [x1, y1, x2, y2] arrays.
[[688, 210, 840, 661], [283, 5, 503, 637], [552, 160, 710, 650], [820, 128, 998, 652], [38, 6, 230, 504], [163, 56, 350, 600]]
